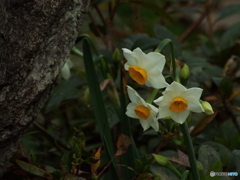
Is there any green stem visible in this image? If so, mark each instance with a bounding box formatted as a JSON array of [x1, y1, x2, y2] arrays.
[[167, 162, 182, 179], [169, 41, 180, 83], [154, 39, 172, 53], [146, 89, 159, 103], [71, 46, 83, 57], [180, 122, 200, 180], [164, 39, 198, 179]]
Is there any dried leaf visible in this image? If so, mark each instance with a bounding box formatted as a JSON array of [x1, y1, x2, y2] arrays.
[[168, 150, 190, 167], [115, 134, 132, 156], [229, 91, 240, 101], [230, 106, 240, 111], [190, 111, 218, 136], [71, 165, 89, 176], [100, 79, 111, 91], [203, 95, 219, 101], [91, 146, 102, 175]]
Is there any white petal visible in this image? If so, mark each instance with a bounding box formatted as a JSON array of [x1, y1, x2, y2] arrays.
[[166, 82, 187, 95], [139, 119, 151, 131], [61, 63, 71, 80], [150, 119, 159, 131], [154, 96, 163, 104], [170, 110, 190, 124], [157, 106, 171, 119], [132, 48, 149, 67], [126, 86, 138, 103], [126, 86, 142, 105], [66, 59, 73, 68], [145, 52, 165, 72], [146, 74, 168, 89], [147, 103, 158, 113], [123, 48, 137, 70], [183, 88, 203, 100], [154, 95, 172, 107], [126, 103, 138, 119], [162, 90, 175, 100], [186, 96, 204, 113]]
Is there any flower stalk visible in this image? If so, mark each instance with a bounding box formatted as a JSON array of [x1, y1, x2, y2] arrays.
[[180, 122, 200, 180], [169, 42, 200, 180]]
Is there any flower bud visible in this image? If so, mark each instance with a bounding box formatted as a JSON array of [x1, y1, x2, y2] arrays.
[[180, 64, 190, 80], [107, 79, 120, 107], [152, 154, 169, 166], [201, 101, 214, 115], [112, 48, 121, 63], [84, 87, 91, 106]]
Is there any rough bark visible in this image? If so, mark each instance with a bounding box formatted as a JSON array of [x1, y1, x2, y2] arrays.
[[0, 0, 89, 176]]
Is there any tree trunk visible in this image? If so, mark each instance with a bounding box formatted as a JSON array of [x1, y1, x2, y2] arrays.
[[0, 0, 89, 176]]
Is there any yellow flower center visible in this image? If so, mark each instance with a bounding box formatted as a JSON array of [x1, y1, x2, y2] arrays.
[[129, 66, 148, 85], [134, 105, 150, 119], [169, 97, 188, 113]]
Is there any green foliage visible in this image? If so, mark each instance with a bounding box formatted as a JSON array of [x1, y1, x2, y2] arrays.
[[7, 0, 240, 179], [219, 22, 240, 50], [198, 145, 222, 179]]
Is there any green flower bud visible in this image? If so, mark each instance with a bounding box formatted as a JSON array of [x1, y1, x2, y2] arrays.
[[152, 154, 169, 166], [84, 87, 91, 105], [180, 64, 190, 80], [201, 101, 214, 115], [112, 48, 121, 63], [107, 79, 120, 107]]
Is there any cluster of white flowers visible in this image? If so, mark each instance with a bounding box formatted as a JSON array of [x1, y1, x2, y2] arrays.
[[123, 48, 213, 131]]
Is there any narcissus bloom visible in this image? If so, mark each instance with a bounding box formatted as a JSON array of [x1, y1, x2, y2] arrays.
[[123, 48, 168, 89], [154, 81, 204, 124], [126, 86, 159, 131]]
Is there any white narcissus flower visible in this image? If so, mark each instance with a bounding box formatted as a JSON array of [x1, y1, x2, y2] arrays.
[[123, 48, 168, 89], [154, 81, 204, 124], [61, 59, 73, 80], [126, 85, 159, 131]]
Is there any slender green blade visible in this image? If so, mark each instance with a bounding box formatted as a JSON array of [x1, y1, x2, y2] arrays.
[[119, 65, 139, 179], [82, 39, 118, 179]]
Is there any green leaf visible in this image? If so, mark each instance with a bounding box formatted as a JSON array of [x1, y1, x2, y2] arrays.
[[198, 145, 222, 176], [119, 61, 139, 179], [61, 151, 73, 174], [33, 122, 69, 152], [181, 170, 189, 180], [151, 164, 179, 180], [45, 74, 84, 112], [232, 150, 240, 174], [45, 166, 63, 179], [219, 22, 240, 50], [127, 0, 174, 22], [83, 39, 119, 179], [218, 4, 240, 21], [131, 34, 160, 50], [154, 24, 181, 57], [154, 174, 162, 180], [212, 77, 222, 86], [201, 141, 232, 168], [16, 159, 53, 179], [121, 33, 160, 51]]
